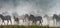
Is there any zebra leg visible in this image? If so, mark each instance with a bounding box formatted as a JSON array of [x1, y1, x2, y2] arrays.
[[39, 21, 41, 25], [15, 21, 17, 25], [14, 20, 15, 25], [2, 20, 5, 25], [23, 19, 25, 22], [10, 20, 12, 25], [39, 21, 42, 26], [15, 21, 19, 25], [53, 19, 55, 26], [34, 21, 36, 25], [7, 20, 9, 25], [14, 20, 16, 25], [28, 21, 30, 25], [32, 21, 36, 25], [56, 21, 57, 25], [17, 21, 19, 25], [31, 21, 33, 25]]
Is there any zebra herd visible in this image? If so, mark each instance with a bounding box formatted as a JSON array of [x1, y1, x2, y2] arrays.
[[0, 13, 43, 25], [0, 13, 60, 26]]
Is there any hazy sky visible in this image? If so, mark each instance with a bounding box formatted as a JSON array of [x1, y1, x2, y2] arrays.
[[0, 0, 60, 16]]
